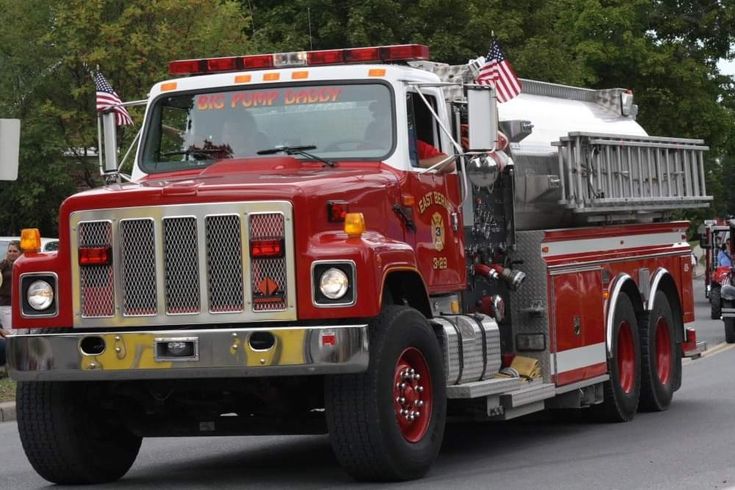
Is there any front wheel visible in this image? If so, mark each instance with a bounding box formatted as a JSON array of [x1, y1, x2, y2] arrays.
[[325, 306, 446, 481], [590, 293, 641, 422], [17, 381, 141, 484]]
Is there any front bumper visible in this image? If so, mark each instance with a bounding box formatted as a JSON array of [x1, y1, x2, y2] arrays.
[[8, 324, 368, 381]]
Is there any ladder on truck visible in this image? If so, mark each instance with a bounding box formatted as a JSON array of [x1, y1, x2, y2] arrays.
[[553, 132, 711, 215]]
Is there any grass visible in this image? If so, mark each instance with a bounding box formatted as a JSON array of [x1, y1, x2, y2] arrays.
[[0, 374, 16, 402]]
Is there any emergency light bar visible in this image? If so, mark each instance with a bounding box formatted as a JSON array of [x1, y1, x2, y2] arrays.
[[168, 44, 430, 76]]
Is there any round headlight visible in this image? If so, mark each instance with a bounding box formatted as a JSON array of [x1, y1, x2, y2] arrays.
[[27, 280, 54, 311], [319, 268, 349, 300]]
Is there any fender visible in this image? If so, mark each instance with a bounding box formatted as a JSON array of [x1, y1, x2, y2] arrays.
[[721, 284, 735, 301], [604, 273, 635, 358], [299, 230, 424, 320], [647, 267, 670, 311]]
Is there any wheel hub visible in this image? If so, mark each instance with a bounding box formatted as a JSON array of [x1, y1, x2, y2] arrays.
[[393, 348, 432, 442]]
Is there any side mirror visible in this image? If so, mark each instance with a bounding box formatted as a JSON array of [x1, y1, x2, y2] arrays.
[[0, 119, 20, 181], [467, 85, 498, 151], [100, 112, 118, 175], [699, 233, 710, 248]]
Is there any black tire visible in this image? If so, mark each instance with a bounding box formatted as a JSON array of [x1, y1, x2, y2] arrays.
[[17, 381, 141, 484], [710, 286, 722, 319], [723, 301, 735, 344], [325, 306, 446, 481], [590, 293, 641, 422], [639, 291, 681, 411]]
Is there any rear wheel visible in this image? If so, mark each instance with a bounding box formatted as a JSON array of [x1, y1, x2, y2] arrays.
[[711, 286, 722, 319], [639, 291, 680, 411], [724, 302, 735, 343], [325, 306, 446, 481], [17, 381, 141, 484], [590, 293, 641, 422]]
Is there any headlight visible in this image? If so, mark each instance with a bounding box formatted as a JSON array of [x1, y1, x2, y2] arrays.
[[319, 268, 349, 299], [27, 280, 54, 310]]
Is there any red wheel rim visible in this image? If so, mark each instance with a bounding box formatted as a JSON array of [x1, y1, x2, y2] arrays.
[[392, 347, 432, 442], [617, 321, 636, 394], [654, 317, 672, 385]]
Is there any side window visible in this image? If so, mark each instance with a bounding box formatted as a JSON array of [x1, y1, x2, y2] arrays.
[[406, 92, 440, 169]]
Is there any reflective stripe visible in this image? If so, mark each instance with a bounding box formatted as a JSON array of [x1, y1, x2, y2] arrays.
[[556, 342, 606, 374]]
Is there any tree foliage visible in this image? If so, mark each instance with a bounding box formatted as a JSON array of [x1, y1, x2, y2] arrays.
[[1, 0, 734, 235], [0, 0, 251, 235]]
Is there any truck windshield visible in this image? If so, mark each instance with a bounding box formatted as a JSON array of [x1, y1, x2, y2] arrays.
[[140, 82, 394, 173]]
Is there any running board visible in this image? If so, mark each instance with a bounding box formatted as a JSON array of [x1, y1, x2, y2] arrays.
[[500, 381, 557, 408], [446, 376, 522, 399]]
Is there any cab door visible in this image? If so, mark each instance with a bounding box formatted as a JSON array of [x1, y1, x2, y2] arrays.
[[403, 90, 464, 293]]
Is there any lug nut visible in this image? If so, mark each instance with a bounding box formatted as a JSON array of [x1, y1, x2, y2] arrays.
[[417, 386, 424, 393], [417, 400, 424, 407]]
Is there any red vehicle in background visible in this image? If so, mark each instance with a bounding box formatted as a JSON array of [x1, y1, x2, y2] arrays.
[[701, 220, 732, 319]]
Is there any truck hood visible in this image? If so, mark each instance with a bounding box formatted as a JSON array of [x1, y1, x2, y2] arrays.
[[60, 156, 402, 213]]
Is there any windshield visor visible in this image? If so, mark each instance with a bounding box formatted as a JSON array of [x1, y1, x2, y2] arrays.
[[141, 82, 394, 173]]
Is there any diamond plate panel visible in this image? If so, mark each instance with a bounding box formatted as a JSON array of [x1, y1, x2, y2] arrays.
[[250, 213, 286, 311], [163, 217, 200, 314], [205, 215, 244, 312], [509, 230, 552, 382], [78, 221, 114, 317], [120, 219, 158, 316]]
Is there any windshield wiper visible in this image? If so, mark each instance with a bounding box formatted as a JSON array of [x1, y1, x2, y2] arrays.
[[256, 145, 335, 167], [160, 147, 230, 159]]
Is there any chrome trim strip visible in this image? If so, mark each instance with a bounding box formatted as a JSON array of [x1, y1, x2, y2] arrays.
[[605, 273, 633, 358], [546, 250, 687, 272], [8, 324, 369, 381], [647, 267, 670, 311]]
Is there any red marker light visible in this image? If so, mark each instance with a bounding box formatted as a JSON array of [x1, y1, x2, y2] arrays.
[[79, 247, 112, 266], [250, 239, 284, 258], [168, 59, 204, 75], [327, 201, 349, 222], [321, 333, 337, 346], [207, 56, 239, 72], [308, 49, 345, 65]]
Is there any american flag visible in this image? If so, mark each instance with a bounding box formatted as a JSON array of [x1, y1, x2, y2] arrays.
[[476, 41, 522, 103], [94, 71, 133, 126]]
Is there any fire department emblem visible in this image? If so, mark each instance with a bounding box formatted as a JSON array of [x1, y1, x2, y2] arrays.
[[431, 212, 445, 252]]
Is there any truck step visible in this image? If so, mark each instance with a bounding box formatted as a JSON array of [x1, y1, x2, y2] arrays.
[[446, 376, 522, 399], [500, 381, 556, 408]]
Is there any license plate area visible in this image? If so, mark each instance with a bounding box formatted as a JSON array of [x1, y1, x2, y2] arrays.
[[155, 337, 199, 362]]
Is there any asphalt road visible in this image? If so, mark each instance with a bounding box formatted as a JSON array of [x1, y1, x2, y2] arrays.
[[1, 279, 734, 489]]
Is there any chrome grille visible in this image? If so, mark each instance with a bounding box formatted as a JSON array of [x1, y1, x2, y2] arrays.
[[163, 217, 200, 314], [250, 213, 287, 311], [206, 215, 244, 313], [78, 221, 114, 317], [70, 202, 296, 327], [120, 219, 157, 316]]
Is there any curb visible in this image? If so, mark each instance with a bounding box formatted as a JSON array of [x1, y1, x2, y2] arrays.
[[0, 401, 16, 423]]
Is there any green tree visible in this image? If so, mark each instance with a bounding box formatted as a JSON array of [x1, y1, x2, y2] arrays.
[[0, 0, 252, 235]]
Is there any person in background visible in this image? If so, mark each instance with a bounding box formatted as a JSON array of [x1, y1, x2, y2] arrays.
[[0, 327, 6, 368], [0, 240, 20, 333], [717, 238, 732, 267]]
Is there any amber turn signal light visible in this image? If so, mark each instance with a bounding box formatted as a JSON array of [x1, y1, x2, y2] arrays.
[[20, 228, 41, 253], [344, 213, 365, 238]]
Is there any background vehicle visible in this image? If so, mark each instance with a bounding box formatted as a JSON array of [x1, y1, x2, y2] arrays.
[[701, 221, 732, 318], [7, 45, 709, 484]]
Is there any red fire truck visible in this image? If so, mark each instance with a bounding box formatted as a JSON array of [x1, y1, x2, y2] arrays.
[[5, 44, 710, 484]]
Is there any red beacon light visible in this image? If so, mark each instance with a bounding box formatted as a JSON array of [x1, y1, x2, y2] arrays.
[[168, 44, 430, 76]]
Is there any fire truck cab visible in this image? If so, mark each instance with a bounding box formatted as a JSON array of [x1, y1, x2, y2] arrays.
[[7, 45, 710, 484]]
